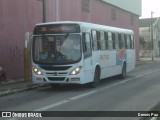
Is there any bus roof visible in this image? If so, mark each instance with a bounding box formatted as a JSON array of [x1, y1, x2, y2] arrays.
[[35, 21, 134, 34]]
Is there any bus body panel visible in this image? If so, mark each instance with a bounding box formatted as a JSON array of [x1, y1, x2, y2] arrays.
[[83, 57, 94, 83], [126, 50, 136, 72], [32, 61, 87, 84]]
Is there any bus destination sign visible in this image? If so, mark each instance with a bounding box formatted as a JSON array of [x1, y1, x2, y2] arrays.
[[33, 24, 80, 35]]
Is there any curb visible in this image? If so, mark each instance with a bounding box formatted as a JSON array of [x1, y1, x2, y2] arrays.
[[0, 84, 46, 97]]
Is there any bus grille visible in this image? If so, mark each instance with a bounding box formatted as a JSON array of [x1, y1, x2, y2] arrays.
[[39, 66, 72, 71], [48, 77, 65, 81]]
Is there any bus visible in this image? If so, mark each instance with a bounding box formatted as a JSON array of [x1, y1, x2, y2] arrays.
[[31, 21, 135, 87]]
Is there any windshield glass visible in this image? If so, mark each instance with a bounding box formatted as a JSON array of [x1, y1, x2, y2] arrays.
[[32, 34, 81, 65]]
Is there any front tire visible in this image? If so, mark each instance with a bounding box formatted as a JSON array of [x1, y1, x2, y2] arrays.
[[89, 68, 100, 88]]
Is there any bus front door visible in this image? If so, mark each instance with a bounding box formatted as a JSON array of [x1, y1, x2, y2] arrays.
[[82, 33, 93, 83]]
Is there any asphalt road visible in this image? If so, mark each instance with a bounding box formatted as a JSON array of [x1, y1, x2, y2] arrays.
[[0, 62, 160, 120]]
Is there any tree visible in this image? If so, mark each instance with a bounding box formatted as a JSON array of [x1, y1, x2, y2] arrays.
[[139, 36, 146, 49]]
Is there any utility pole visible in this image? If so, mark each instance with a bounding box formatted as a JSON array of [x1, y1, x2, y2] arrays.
[[42, 0, 46, 23], [151, 11, 154, 61], [37, 0, 46, 22], [56, 0, 59, 21]]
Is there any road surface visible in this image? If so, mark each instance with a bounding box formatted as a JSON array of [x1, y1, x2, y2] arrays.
[[0, 62, 160, 120]]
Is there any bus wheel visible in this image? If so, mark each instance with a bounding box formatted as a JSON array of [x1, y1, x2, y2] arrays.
[[89, 69, 100, 88], [120, 63, 126, 79]]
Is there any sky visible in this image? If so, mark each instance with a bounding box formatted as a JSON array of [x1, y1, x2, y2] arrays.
[[141, 0, 160, 18]]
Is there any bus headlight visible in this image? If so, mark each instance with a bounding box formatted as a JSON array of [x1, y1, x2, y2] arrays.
[[32, 66, 43, 75], [70, 66, 82, 75]]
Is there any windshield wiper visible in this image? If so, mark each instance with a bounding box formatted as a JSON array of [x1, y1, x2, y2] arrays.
[[63, 33, 69, 41]]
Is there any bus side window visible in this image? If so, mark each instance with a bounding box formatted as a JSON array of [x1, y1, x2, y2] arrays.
[[91, 30, 98, 51], [97, 31, 101, 50], [105, 32, 108, 49], [119, 34, 125, 49], [100, 31, 106, 50], [82, 33, 92, 58], [112, 33, 116, 49], [129, 35, 134, 49], [117, 33, 122, 50], [127, 35, 130, 49], [124, 34, 127, 49], [108, 32, 113, 50], [131, 35, 134, 49]]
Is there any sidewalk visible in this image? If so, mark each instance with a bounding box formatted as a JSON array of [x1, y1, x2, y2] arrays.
[[0, 58, 159, 97], [0, 79, 45, 97], [136, 57, 160, 66]]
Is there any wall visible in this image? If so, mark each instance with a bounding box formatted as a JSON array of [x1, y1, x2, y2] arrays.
[[0, 0, 42, 78], [0, 0, 140, 79], [102, 0, 142, 16]]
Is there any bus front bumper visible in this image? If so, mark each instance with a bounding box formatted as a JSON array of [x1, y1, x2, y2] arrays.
[[32, 74, 84, 84]]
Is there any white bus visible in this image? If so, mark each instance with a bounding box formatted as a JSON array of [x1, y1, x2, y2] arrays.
[[31, 21, 135, 87]]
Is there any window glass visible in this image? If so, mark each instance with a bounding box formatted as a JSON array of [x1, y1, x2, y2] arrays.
[[33, 34, 81, 65], [130, 15, 134, 25], [83, 33, 92, 58], [119, 34, 125, 49], [131, 35, 134, 49], [124, 34, 127, 49], [92, 30, 98, 51], [81, 0, 90, 12], [100, 31, 106, 50], [129, 35, 134, 49], [105, 32, 108, 50], [112, 33, 116, 49], [127, 35, 130, 49], [111, 7, 117, 21], [108, 32, 113, 50], [100, 31, 105, 40], [115, 33, 119, 49], [97, 31, 101, 50]]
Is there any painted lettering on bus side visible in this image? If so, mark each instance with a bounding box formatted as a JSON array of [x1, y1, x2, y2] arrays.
[[100, 55, 109, 60]]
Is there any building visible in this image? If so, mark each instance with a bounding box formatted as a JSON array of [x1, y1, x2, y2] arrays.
[[0, 0, 141, 79], [139, 17, 160, 57]]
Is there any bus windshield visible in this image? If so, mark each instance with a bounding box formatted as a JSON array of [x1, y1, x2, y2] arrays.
[[32, 34, 81, 65]]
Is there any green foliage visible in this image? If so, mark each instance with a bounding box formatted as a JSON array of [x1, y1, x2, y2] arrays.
[[139, 36, 146, 49]]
